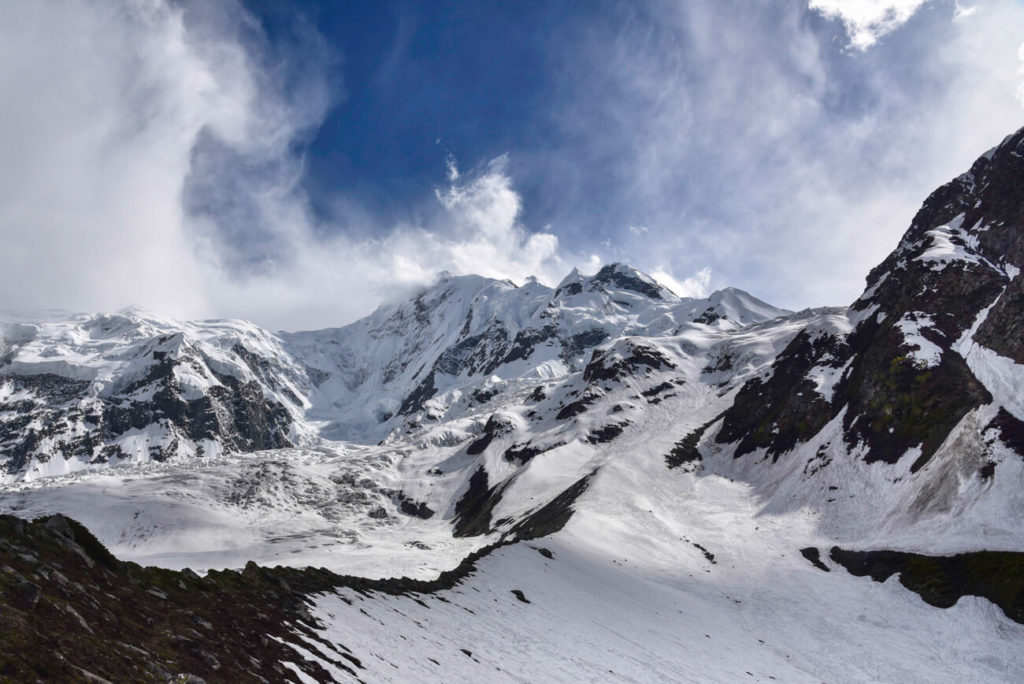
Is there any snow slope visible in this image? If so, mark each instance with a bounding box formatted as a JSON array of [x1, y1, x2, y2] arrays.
[[303, 469, 1023, 683], [5, 345, 1022, 681], [0, 301, 804, 574]]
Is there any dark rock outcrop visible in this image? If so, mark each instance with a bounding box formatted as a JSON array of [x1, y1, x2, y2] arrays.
[[0, 338, 295, 477], [717, 330, 847, 461], [715, 127, 1024, 470], [830, 546, 1024, 625], [0, 485, 595, 682]]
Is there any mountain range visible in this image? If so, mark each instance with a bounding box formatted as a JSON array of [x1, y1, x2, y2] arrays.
[[1, 128, 1023, 682]]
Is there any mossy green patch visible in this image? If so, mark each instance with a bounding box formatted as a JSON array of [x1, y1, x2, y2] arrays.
[[830, 547, 1024, 624]]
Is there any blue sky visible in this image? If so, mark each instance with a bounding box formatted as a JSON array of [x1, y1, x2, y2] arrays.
[[1, 1, 1023, 328], [260, 0, 574, 223]]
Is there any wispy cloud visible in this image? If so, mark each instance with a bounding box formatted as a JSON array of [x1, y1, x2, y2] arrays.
[[650, 267, 712, 299], [537, 0, 1024, 310], [953, 2, 977, 21], [0, 0, 1021, 329], [808, 0, 932, 49], [210, 155, 585, 330], [0, 0, 590, 329], [0, 1, 216, 319]]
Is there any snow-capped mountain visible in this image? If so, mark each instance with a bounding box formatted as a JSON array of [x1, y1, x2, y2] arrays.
[[701, 127, 1024, 550], [0, 264, 788, 480], [284, 263, 789, 443], [0, 312, 311, 479], [1, 129, 1024, 682], [2, 120, 1024, 560]]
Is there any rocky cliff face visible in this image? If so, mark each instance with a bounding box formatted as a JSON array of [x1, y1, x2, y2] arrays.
[[835, 128, 1024, 471], [0, 315, 308, 480], [702, 128, 1024, 542]]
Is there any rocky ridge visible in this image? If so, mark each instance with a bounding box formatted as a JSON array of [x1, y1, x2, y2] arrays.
[[704, 128, 1024, 484]]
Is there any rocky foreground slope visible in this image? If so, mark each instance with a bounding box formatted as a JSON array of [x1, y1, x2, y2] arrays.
[[1, 128, 1024, 681], [0, 494, 583, 683]]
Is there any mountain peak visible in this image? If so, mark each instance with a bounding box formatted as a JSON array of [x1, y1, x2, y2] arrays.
[[555, 266, 583, 288], [589, 263, 675, 301], [701, 287, 791, 326]]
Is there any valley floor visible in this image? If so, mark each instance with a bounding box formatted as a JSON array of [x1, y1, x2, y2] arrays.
[[296, 465, 1024, 682]]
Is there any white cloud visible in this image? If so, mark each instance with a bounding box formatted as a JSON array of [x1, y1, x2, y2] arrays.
[[176, 151, 581, 330], [3, 0, 1023, 329], [223, 157, 575, 330], [808, 0, 931, 49], [953, 2, 977, 21], [650, 267, 712, 299], [0, 0, 585, 330], [445, 154, 460, 182], [547, 0, 1024, 311], [0, 1, 212, 319], [1018, 42, 1024, 107]]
